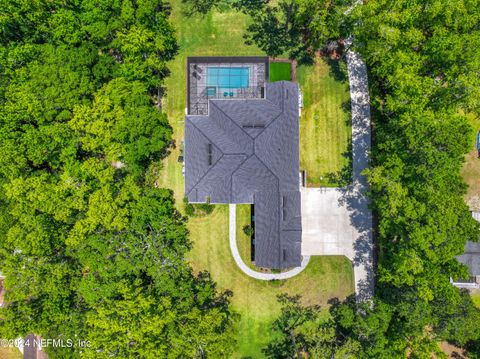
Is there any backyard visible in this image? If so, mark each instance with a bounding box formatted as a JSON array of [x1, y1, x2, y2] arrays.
[[157, 1, 354, 357]]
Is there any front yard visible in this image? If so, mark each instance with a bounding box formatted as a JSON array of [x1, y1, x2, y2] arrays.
[[236, 204, 255, 270], [157, 1, 354, 357], [187, 205, 354, 357]]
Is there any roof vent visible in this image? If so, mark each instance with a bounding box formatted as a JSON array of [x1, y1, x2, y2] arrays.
[[242, 124, 265, 129], [207, 143, 212, 166]]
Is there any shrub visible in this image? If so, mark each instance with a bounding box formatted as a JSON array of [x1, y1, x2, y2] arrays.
[[243, 225, 254, 237]]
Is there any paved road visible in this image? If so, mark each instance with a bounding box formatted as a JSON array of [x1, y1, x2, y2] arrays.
[[229, 204, 310, 280]]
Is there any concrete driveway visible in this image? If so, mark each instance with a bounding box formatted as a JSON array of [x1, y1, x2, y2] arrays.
[[301, 187, 355, 260]]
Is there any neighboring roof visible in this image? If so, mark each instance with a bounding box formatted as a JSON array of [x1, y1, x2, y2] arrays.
[[457, 241, 480, 276], [184, 81, 302, 269], [459, 212, 480, 276]]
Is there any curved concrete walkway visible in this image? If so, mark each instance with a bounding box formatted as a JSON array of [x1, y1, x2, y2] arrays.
[[229, 204, 310, 280]]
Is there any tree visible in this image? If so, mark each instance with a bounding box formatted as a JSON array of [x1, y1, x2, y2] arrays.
[[70, 78, 172, 179], [263, 294, 321, 358], [347, 0, 480, 354], [181, 0, 228, 16], [239, 0, 348, 64]]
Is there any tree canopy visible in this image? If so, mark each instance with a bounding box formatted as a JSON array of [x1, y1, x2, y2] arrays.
[[181, 0, 347, 64]]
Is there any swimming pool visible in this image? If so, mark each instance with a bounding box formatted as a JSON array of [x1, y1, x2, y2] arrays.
[[207, 67, 250, 89]]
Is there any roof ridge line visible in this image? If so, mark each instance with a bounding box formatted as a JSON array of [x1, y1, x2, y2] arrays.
[[186, 152, 250, 198], [255, 111, 283, 136], [185, 152, 225, 198], [251, 154, 280, 185], [229, 154, 255, 202], [210, 100, 255, 140], [230, 153, 255, 178], [189, 121, 225, 156], [264, 82, 285, 112], [189, 114, 243, 155]]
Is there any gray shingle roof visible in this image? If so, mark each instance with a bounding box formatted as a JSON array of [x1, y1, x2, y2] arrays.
[[185, 81, 302, 269], [457, 241, 480, 276]]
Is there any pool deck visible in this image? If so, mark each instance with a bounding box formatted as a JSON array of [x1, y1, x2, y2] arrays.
[[187, 56, 268, 115]]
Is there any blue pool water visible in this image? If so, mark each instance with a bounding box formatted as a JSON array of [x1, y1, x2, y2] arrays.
[[207, 67, 249, 88]]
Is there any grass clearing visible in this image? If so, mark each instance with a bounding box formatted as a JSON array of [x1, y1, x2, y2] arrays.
[[158, 1, 355, 356], [298, 58, 351, 186], [461, 113, 480, 211], [269, 62, 292, 81]]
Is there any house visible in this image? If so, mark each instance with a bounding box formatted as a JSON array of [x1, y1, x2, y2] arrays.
[[184, 57, 302, 269], [451, 211, 480, 289]]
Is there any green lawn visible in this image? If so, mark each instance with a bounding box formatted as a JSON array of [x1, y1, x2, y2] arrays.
[[298, 58, 351, 186], [269, 62, 292, 81], [158, 1, 354, 357]]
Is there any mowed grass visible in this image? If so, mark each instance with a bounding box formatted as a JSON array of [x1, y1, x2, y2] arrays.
[[461, 113, 480, 211], [298, 58, 351, 186], [269, 62, 292, 81], [158, 1, 354, 357]]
